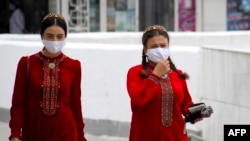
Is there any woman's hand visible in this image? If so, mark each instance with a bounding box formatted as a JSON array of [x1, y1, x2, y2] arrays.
[[153, 59, 170, 77], [194, 117, 203, 123], [10, 137, 19, 141]]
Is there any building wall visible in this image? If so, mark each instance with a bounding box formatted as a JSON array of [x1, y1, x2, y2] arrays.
[[0, 0, 235, 33], [50, 0, 228, 32], [201, 0, 227, 31]]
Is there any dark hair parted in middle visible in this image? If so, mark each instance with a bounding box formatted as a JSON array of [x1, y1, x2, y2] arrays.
[[40, 13, 67, 38], [141, 25, 189, 79]]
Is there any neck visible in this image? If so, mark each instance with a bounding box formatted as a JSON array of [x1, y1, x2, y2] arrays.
[[148, 61, 156, 67], [42, 50, 61, 58]]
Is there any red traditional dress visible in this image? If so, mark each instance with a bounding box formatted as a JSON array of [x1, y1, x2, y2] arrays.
[[126, 64, 194, 141], [9, 52, 87, 141]]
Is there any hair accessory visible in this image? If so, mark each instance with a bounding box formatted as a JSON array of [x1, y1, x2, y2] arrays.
[[144, 25, 167, 33], [42, 13, 65, 23]]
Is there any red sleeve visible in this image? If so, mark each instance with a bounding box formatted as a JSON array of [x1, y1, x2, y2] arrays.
[[9, 56, 28, 140], [70, 60, 87, 141], [126, 65, 162, 107], [180, 74, 194, 115]]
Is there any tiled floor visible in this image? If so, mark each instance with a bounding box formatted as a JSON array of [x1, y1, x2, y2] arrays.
[[0, 122, 128, 141]]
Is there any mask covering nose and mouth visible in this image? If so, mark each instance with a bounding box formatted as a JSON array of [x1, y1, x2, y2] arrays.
[[146, 48, 170, 63], [42, 39, 66, 54]]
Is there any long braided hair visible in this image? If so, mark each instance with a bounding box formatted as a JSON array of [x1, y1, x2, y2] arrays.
[[140, 25, 189, 79]]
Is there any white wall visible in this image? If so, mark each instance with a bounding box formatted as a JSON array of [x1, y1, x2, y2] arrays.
[[0, 34, 200, 122], [201, 0, 227, 31], [1, 32, 250, 141], [197, 45, 250, 141]]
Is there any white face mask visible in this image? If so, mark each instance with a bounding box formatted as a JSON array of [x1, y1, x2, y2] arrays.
[[146, 48, 170, 63], [42, 39, 66, 54]]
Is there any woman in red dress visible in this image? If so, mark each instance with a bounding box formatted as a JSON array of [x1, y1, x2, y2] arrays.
[[126, 25, 201, 141], [9, 13, 87, 141]]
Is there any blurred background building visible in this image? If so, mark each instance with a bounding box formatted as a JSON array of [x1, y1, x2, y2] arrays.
[[1, 0, 250, 33]]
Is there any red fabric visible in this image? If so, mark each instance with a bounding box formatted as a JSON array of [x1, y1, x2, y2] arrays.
[[9, 52, 87, 141], [126, 64, 194, 141]]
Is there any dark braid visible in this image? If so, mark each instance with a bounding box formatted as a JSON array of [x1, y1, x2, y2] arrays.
[[141, 50, 148, 78], [168, 58, 189, 79]]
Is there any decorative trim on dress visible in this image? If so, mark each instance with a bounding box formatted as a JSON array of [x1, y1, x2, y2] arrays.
[[36, 53, 67, 116], [145, 64, 174, 126], [160, 77, 173, 127]]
